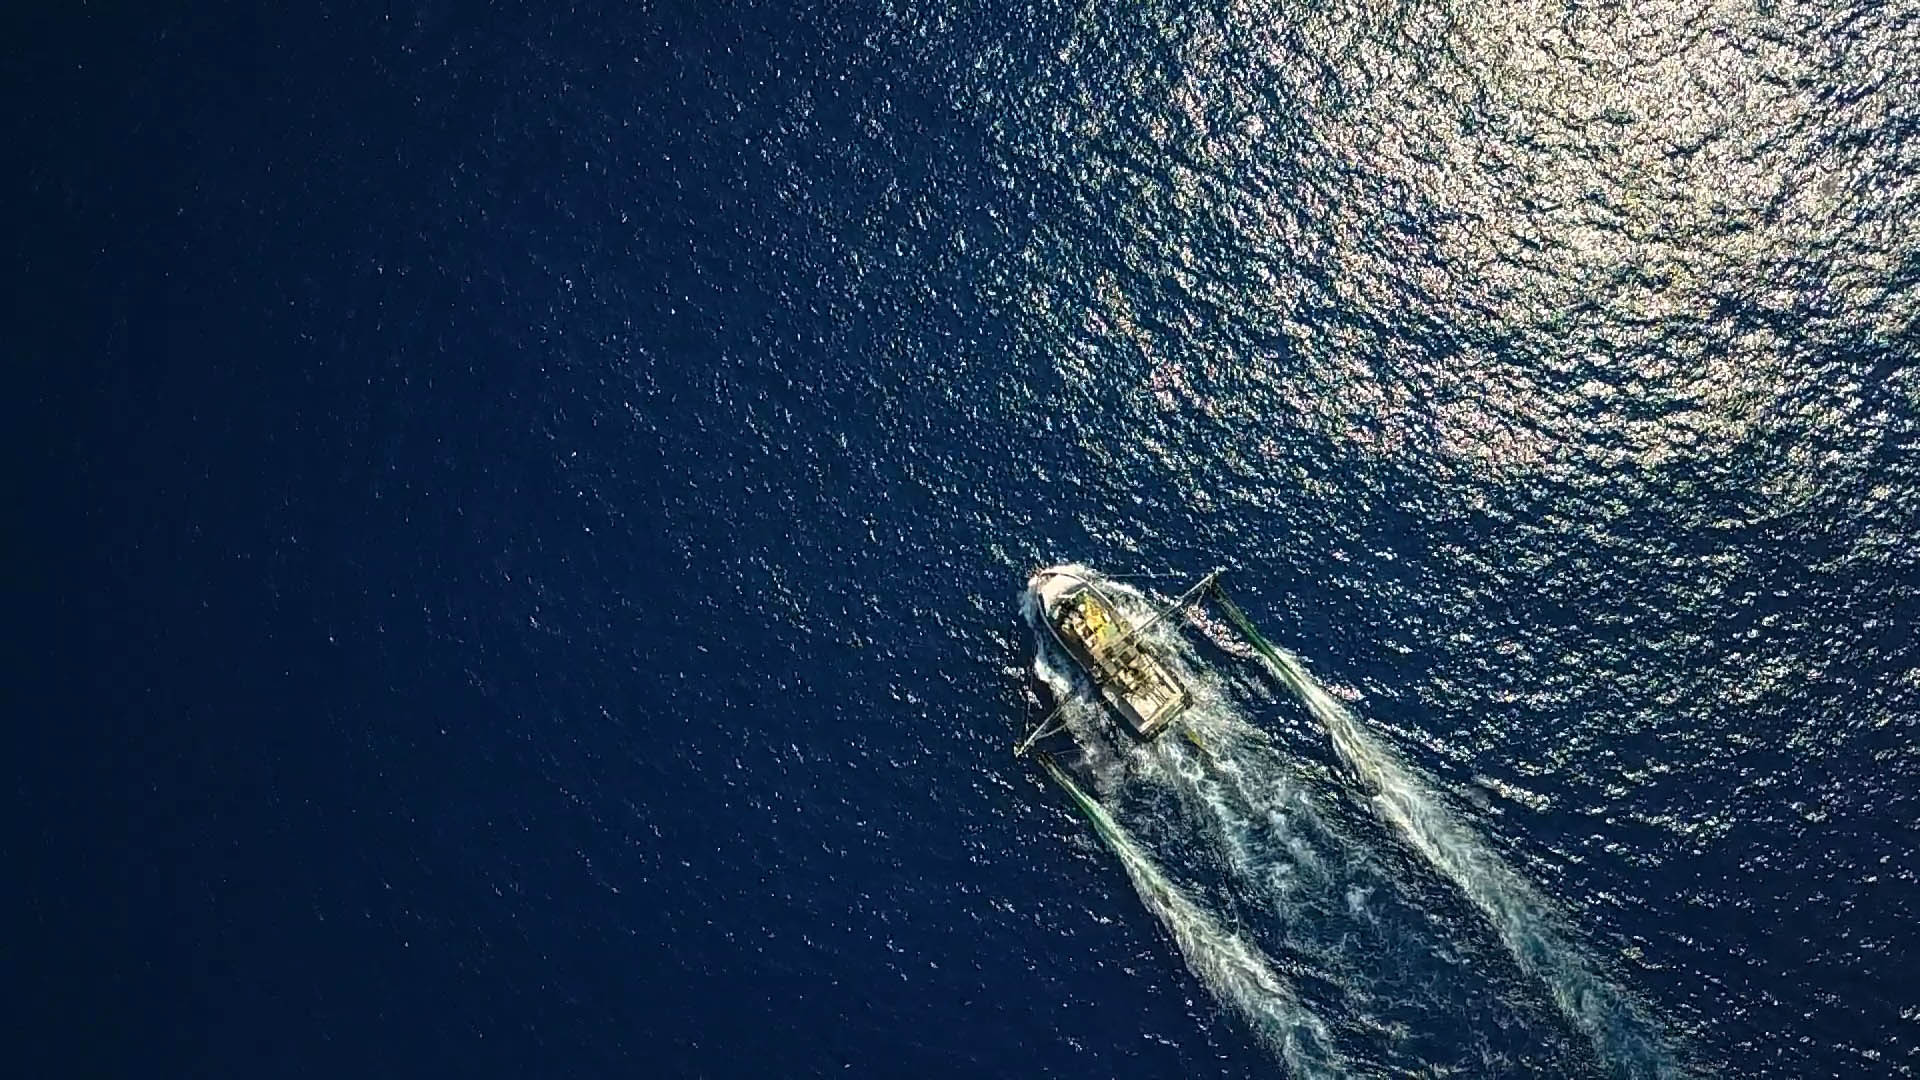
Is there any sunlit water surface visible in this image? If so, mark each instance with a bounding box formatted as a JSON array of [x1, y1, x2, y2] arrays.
[[25, 0, 1920, 1076]]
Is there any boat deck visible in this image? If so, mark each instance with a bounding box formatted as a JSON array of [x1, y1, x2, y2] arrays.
[[1051, 586, 1187, 739]]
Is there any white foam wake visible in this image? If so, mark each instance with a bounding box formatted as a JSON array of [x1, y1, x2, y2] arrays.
[[1025, 566, 1679, 1076], [1021, 575, 1342, 1074], [1252, 643, 1679, 1079], [1038, 754, 1342, 1078]]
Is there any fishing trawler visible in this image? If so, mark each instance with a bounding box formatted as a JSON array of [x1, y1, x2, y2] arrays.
[[1017, 565, 1224, 755]]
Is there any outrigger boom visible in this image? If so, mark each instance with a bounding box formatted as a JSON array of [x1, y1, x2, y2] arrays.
[[1016, 565, 1226, 757]]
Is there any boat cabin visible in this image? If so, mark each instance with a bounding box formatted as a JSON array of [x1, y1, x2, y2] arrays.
[[1032, 570, 1189, 740]]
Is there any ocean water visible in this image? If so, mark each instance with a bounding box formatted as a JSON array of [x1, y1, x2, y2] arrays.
[[14, 0, 1919, 1076]]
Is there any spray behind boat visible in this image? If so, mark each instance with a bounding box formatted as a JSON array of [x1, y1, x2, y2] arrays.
[[1015, 563, 1684, 1078]]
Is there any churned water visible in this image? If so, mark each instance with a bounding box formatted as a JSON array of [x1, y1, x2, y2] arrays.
[[1029, 570, 1680, 1075], [17, 0, 1918, 1077]]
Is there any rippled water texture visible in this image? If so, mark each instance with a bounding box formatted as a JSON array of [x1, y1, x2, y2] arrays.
[[837, 1, 1919, 1069], [25, 0, 1920, 1076]]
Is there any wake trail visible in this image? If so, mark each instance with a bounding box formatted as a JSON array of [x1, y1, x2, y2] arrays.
[[1037, 753, 1344, 1078], [1024, 582, 1343, 1073], [1212, 591, 1681, 1079]]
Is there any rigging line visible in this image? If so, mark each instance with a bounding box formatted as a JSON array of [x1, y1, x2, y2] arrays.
[[1015, 701, 1072, 757], [1099, 566, 1229, 656]]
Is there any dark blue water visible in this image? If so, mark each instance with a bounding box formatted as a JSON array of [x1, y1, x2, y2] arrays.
[[14, 1, 1919, 1075]]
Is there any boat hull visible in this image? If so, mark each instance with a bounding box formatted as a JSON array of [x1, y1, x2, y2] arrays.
[[1029, 567, 1189, 740]]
